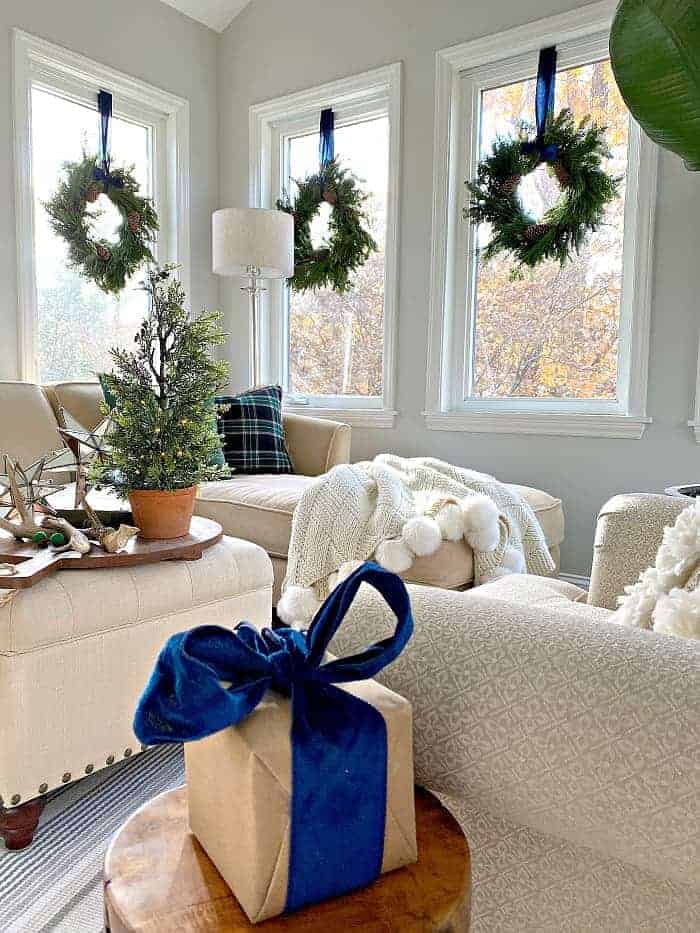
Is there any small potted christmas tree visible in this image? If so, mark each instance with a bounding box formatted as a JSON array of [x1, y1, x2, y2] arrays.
[[93, 265, 229, 539]]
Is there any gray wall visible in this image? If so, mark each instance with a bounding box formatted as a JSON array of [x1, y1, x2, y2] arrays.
[[1, 0, 219, 378], [217, 0, 700, 577]]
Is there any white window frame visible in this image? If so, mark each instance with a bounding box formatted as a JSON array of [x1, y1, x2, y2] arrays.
[[249, 63, 402, 429], [13, 29, 190, 383], [425, 1, 658, 439], [688, 349, 700, 442]]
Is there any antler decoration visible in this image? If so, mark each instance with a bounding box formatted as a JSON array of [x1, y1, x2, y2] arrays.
[[75, 484, 139, 553], [0, 457, 90, 555], [0, 460, 49, 540], [0, 413, 135, 558]]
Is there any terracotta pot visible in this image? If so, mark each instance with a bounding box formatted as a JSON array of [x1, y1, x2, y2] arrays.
[[128, 486, 197, 540]]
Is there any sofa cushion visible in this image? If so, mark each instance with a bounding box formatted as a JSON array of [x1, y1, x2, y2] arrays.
[[44, 381, 104, 431], [478, 573, 589, 606], [506, 483, 564, 547], [195, 476, 564, 592], [402, 540, 475, 589], [0, 381, 64, 464], [196, 474, 314, 558]]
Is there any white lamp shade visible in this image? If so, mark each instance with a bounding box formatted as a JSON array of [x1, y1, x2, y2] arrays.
[[212, 207, 294, 279]]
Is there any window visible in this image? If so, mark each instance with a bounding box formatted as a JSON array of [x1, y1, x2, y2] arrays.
[[250, 64, 401, 427], [13, 31, 189, 383], [426, 8, 657, 438]]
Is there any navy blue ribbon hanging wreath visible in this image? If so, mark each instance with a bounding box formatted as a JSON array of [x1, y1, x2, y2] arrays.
[[319, 107, 335, 168], [134, 561, 414, 913], [94, 90, 123, 188], [521, 46, 559, 162]]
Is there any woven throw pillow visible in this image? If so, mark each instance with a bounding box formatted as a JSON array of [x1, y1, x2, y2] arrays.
[[216, 385, 294, 475]]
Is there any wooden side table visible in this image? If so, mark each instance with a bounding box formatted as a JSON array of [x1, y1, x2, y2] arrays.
[[104, 786, 470, 932]]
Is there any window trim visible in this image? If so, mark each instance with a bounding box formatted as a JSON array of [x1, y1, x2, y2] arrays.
[[688, 343, 700, 442], [249, 63, 402, 428], [13, 29, 190, 383], [424, 1, 658, 439]]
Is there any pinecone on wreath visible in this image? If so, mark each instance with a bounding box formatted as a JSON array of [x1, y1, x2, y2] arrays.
[[499, 174, 521, 197], [552, 162, 571, 188], [85, 183, 101, 204], [95, 244, 111, 261], [524, 223, 551, 244], [127, 211, 141, 233]]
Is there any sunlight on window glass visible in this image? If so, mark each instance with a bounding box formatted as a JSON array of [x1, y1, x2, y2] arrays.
[[471, 60, 629, 401], [286, 116, 388, 398], [31, 86, 153, 383]]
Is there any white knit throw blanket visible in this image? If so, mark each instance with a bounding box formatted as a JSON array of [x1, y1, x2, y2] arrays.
[[278, 455, 554, 625]]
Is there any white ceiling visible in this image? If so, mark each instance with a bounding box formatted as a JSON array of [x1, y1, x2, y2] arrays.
[[159, 0, 251, 33]]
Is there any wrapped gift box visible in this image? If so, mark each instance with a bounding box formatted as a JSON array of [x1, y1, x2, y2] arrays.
[[134, 561, 416, 924], [185, 675, 416, 923]]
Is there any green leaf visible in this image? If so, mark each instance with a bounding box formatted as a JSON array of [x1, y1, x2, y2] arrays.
[[610, 0, 700, 171]]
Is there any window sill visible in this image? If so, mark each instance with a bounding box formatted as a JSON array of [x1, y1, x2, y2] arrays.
[[284, 406, 397, 429], [424, 409, 651, 439]]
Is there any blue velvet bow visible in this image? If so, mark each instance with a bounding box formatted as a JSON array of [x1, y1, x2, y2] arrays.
[[95, 90, 124, 190], [93, 165, 124, 190], [319, 107, 335, 169], [134, 561, 414, 913], [521, 46, 559, 163]]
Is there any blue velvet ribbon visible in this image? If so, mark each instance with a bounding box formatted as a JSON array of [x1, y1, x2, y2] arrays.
[[319, 108, 335, 168], [133, 561, 414, 914], [95, 90, 124, 189], [521, 46, 559, 163]]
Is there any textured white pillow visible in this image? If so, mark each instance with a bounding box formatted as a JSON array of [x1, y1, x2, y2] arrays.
[[613, 500, 700, 639]]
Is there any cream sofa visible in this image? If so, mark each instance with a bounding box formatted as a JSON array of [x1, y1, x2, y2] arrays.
[[331, 493, 700, 931], [0, 381, 565, 603]]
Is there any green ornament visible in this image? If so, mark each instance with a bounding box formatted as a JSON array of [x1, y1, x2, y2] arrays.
[[50, 532, 67, 547], [32, 531, 48, 544], [610, 0, 700, 172]]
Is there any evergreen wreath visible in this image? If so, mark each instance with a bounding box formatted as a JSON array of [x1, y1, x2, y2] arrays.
[[44, 153, 158, 295], [466, 108, 619, 272], [276, 158, 376, 293]]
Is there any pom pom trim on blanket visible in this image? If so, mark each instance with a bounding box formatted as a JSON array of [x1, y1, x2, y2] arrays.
[[278, 456, 554, 628], [278, 494, 506, 627], [613, 499, 700, 640]]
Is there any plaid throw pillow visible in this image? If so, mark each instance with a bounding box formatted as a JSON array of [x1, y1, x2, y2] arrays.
[[216, 385, 294, 475]]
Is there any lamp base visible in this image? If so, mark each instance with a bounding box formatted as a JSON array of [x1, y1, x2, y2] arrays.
[[240, 266, 266, 386]]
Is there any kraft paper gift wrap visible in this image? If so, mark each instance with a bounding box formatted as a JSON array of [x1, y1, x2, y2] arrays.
[[134, 562, 417, 923]]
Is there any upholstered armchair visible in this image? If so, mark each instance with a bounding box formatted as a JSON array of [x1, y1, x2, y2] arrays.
[[330, 493, 700, 931]]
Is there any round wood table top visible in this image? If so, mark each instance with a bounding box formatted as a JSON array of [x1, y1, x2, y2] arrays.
[[104, 786, 471, 932], [0, 516, 222, 589]]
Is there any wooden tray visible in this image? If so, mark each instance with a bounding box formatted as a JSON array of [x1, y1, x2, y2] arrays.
[[0, 516, 222, 589]]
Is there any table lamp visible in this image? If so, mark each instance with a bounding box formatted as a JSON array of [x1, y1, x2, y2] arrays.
[[212, 207, 294, 386]]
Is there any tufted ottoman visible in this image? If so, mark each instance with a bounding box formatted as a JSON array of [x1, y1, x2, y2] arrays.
[[0, 536, 273, 849]]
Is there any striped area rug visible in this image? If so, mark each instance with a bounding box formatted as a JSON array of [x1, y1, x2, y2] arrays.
[[0, 745, 184, 933]]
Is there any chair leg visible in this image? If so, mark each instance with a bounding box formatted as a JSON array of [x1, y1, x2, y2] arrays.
[[0, 798, 45, 850]]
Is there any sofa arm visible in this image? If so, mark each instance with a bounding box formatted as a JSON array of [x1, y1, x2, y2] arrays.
[[282, 413, 351, 477], [330, 583, 700, 887], [589, 493, 689, 610]]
